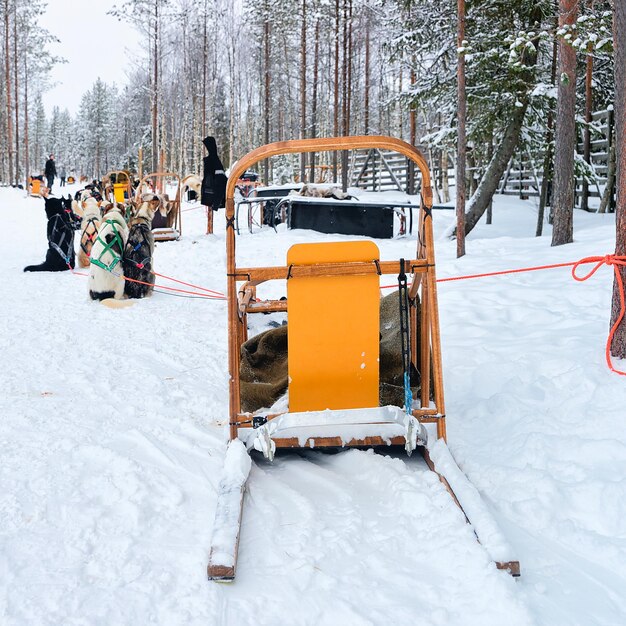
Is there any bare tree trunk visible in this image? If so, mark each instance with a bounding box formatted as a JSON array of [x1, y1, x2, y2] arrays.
[[23, 55, 28, 190], [263, 5, 270, 183], [340, 0, 349, 190], [364, 9, 370, 135], [332, 0, 340, 182], [456, 0, 466, 256], [151, 0, 159, 173], [551, 0, 578, 247], [299, 0, 307, 181], [13, 0, 19, 183], [610, 0, 626, 358], [537, 9, 559, 236], [5, 0, 14, 185], [309, 19, 320, 181], [581, 0, 594, 212], [202, 0, 208, 138]]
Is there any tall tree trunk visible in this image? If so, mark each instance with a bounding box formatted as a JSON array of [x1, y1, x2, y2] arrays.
[[610, 0, 626, 358], [309, 19, 320, 182], [551, 0, 578, 247], [537, 9, 559, 236], [151, 0, 159, 173], [5, 0, 14, 185], [580, 0, 594, 212], [456, 0, 466, 256], [263, 4, 270, 183], [13, 0, 19, 183], [364, 10, 370, 135], [299, 0, 307, 181], [202, 0, 208, 138], [23, 55, 28, 190], [332, 0, 340, 182]]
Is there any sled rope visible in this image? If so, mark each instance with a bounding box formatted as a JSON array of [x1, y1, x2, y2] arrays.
[[381, 254, 626, 376], [572, 255, 626, 376]]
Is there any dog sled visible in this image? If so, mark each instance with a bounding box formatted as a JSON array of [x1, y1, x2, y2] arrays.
[[104, 170, 133, 205], [134, 172, 182, 241], [29, 176, 44, 197], [206, 136, 520, 582]]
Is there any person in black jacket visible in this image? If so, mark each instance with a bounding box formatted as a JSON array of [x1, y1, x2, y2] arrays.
[[44, 155, 57, 191], [201, 137, 227, 211]]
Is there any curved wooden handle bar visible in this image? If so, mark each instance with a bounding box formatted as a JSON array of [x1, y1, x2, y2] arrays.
[[225, 135, 432, 215], [134, 172, 182, 202]]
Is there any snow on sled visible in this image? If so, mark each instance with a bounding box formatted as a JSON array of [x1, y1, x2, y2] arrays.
[[206, 136, 520, 581]]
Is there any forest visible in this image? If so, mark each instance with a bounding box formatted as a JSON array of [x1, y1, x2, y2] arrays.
[[0, 1, 615, 192]]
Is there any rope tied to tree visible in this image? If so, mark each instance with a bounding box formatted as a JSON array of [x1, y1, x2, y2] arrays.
[[572, 254, 626, 376]]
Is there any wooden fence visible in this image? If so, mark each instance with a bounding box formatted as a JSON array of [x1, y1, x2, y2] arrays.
[[348, 108, 615, 212]]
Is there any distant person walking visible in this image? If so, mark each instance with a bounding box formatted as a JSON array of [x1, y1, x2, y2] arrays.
[[59, 165, 66, 187], [44, 155, 57, 191]]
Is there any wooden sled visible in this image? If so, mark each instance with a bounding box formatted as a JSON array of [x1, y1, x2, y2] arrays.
[[104, 170, 133, 204], [206, 136, 520, 581], [134, 172, 182, 241]]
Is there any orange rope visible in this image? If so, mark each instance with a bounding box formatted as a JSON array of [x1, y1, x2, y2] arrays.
[[571, 255, 626, 376], [151, 270, 224, 296], [380, 255, 626, 376], [69, 266, 226, 299]]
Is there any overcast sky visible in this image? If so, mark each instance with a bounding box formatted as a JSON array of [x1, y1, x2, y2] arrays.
[[42, 0, 142, 116]]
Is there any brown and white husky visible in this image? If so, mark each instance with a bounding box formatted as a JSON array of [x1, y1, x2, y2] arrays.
[[78, 196, 101, 268]]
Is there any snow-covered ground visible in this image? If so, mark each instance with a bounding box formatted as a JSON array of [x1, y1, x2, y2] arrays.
[[1, 185, 625, 625]]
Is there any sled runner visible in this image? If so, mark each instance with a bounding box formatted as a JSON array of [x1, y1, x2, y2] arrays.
[[134, 172, 182, 241], [206, 136, 520, 581]]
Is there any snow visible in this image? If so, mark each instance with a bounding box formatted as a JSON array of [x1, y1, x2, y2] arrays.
[[207, 440, 251, 569], [1, 185, 625, 625]]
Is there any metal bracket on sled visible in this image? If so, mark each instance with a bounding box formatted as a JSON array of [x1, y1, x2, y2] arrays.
[[252, 415, 276, 461], [404, 414, 428, 456]]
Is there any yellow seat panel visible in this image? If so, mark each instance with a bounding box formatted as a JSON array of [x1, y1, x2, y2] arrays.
[[287, 241, 380, 412]]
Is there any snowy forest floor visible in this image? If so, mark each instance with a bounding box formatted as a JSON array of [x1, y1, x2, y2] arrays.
[[1, 186, 625, 626]]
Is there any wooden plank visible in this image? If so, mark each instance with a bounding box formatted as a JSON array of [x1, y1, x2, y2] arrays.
[[234, 259, 428, 282]]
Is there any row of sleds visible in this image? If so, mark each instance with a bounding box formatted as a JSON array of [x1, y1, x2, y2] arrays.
[[205, 135, 521, 582]]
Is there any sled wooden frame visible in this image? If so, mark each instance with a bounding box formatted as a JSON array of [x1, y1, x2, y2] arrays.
[[104, 170, 133, 204], [207, 135, 520, 581], [134, 172, 182, 241]]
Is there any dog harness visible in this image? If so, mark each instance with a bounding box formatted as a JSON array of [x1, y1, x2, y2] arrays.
[[79, 217, 99, 256], [49, 214, 75, 264], [124, 223, 153, 270], [90, 219, 125, 273]]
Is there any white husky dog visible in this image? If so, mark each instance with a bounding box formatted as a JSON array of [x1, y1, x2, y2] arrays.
[[88, 205, 129, 301]]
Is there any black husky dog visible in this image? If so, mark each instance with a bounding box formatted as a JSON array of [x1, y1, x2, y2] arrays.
[[24, 196, 76, 272], [123, 194, 160, 298]]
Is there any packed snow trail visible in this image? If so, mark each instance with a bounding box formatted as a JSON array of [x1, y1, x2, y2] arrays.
[[1, 186, 625, 625]]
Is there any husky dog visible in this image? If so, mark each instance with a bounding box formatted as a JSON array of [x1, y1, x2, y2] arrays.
[[77, 196, 101, 268], [297, 184, 353, 200], [123, 194, 161, 299], [88, 205, 129, 300], [182, 174, 202, 201], [24, 196, 76, 272]]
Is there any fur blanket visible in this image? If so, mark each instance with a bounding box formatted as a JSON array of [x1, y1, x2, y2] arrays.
[[240, 291, 421, 413]]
